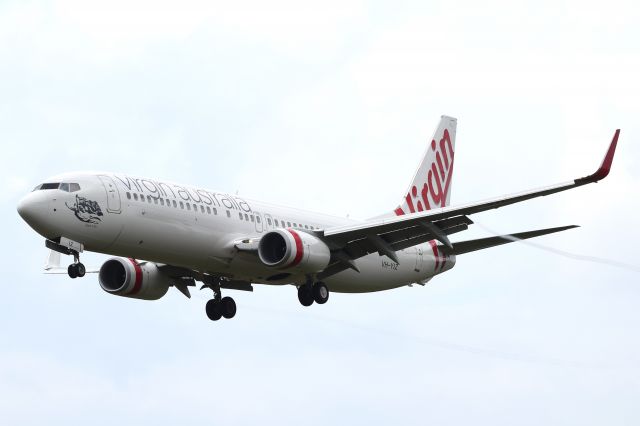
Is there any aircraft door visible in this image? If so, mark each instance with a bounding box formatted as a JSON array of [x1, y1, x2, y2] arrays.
[[98, 175, 121, 213]]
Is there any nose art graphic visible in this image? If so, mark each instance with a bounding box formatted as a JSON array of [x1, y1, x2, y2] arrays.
[[66, 195, 104, 224]]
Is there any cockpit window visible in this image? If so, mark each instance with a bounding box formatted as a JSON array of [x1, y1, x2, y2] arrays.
[[39, 183, 60, 190], [32, 182, 81, 192]]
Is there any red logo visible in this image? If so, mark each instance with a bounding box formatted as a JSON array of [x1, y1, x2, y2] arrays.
[[394, 128, 454, 215]]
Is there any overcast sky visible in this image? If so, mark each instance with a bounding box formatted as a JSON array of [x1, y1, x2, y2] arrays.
[[2, 1, 639, 425]]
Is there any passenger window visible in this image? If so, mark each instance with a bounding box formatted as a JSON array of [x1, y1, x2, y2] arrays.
[[201, 205, 205, 213], [244, 214, 249, 221], [180, 201, 184, 209], [287, 221, 291, 227], [133, 193, 138, 201], [173, 200, 177, 208], [274, 219, 279, 226], [239, 212, 243, 220], [147, 195, 152, 202], [126, 192, 131, 199], [226, 210, 230, 217], [257, 217, 261, 223], [187, 203, 191, 211], [166, 199, 171, 206], [193, 204, 197, 211], [267, 218, 272, 225], [304, 225, 308, 229], [206, 207, 211, 214], [154, 198, 159, 205], [160, 198, 164, 206], [214, 208, 218, 215], [250, 215, 254, 222]]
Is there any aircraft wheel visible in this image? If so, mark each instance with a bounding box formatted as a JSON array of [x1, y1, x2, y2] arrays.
[[221, 297, 237, 319], [76, 263, 86, 278], [313, 282, 329, 304], [68, 264, 78, 279], [297, 285, 314, 307], [206, 299, 222, 321]]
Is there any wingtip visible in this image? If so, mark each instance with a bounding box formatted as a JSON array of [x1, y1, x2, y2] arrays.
[[593, 129, 620, 180], [576, 129, 620, 183]]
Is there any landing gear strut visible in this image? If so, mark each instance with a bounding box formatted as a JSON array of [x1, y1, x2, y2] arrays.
[[298, 281, 329, 306], [203, 278, 237, 321], [67, 251, 85, 279]]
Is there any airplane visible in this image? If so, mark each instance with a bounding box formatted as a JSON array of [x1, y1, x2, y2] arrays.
[[17, 116, 619, 322]]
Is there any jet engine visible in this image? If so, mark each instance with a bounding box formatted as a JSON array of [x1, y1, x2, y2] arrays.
[[98, 257, 170, 300], [258, 228, 331, 273]]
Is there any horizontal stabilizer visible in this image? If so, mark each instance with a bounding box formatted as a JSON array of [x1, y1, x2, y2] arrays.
[[440, 225, 579, 256]]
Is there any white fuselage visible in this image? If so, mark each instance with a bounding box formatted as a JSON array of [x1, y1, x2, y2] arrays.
[[18, 172, 455, 293]]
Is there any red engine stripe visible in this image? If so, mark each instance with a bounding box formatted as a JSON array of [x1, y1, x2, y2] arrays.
[[287, 229, 304, 268], [429, 240, 440, 271], [128, 258, 143, 295]]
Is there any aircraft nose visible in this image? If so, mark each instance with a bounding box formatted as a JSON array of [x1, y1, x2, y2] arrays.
[[17, 195, 35, 223]]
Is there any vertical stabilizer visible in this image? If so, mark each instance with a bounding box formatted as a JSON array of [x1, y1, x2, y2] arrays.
[[394, 116, 457, 215]]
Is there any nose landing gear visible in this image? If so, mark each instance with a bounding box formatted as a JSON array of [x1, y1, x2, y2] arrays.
[[45, 238, 86, 279], [67, 250, 86, 279], [67, 261, 86, 279]]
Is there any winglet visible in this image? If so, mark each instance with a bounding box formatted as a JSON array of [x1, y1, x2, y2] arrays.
[[576, 129, 620, 184]]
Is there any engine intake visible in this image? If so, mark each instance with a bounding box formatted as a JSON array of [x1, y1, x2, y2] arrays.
[[98, 257, 169, 300], [258, 229, 330, 273]]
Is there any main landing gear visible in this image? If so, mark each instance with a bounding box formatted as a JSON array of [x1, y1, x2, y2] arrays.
[[297, 281, 329, 307], [67, 252, 86, 279], [205, 296, 237, 321], [202, 278, 237, 321]]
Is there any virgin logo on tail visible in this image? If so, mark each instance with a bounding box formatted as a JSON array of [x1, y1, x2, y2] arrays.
[[395, 128, 455, 216]]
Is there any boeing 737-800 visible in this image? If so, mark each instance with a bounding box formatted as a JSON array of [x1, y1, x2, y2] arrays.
[[17, 117, 619, 322]]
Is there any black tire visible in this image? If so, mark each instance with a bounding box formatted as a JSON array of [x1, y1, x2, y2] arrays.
[[297, 285, 314, 307], [68, 264, 78, 279], [221, 297, 237, 319], [313, 282, 329, 304], [205, 299, 222, 321], [76, 263, 86, 278]]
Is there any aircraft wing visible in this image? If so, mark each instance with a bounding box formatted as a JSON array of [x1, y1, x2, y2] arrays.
[[315, 130, 619, 279]]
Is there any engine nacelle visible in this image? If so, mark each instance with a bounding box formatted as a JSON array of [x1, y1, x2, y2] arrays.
[[258, 228, 331, 273], [98, 257, 169, 300]]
